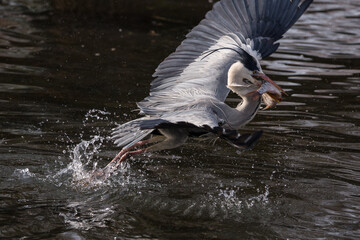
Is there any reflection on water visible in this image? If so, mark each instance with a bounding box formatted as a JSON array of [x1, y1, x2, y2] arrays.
[[0, 0, 360, 239]]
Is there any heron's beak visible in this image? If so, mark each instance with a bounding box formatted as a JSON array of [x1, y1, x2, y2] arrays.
[[251, 72, 286, 95], [250, 71, 287, 109]]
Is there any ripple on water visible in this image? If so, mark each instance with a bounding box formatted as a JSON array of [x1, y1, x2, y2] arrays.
[[47, 128, 276, 232], [280, 0, 360, 59]]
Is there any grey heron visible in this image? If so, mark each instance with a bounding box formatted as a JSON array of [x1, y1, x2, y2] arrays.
[[94, 0, 313, 179]]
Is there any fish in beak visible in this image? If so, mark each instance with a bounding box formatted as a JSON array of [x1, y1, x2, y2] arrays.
[[250, 71, 286, 110]]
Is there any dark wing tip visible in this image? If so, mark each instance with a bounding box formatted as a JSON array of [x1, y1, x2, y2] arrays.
[[213, 127, 263, 150], [229, 130, 263, 150], [243, 130, 263, 150]]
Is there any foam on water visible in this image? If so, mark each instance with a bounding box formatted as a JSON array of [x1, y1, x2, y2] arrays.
[[12, 168, 36, 179]]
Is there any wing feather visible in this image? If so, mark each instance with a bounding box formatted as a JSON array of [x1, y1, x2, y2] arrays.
[[138, 0, 313, 121]]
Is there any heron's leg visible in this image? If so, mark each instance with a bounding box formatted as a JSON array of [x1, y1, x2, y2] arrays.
[[90, 130, 187, 181], [145, 129, 188, 152], [103, 136, 164, 170], [113, 148, 147, 168], [110, 130, 188, 167], [104, 140, 150, 169], [89, 140, 149, 181], [103, 130, 186, 173]]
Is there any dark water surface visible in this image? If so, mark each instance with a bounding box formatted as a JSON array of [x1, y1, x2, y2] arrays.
[[1, 0, 360, 239]]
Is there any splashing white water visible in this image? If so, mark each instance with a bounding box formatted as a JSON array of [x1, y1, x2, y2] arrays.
[[52, 109, 117, 186], [69, 136, 104, 180], [246, 185, 270, 208], [12, 168, 36, 179], [83, 109, 111, 125], [52, 135, 108, 187]]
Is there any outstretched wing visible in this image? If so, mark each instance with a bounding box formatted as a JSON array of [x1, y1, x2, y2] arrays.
[[138, 0, 313, 116]]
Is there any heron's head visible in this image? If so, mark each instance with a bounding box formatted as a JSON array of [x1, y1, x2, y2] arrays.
[[227, 59, 285, 109]]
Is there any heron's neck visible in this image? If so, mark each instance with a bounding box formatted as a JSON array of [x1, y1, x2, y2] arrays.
[[225, 96, 261, 130]]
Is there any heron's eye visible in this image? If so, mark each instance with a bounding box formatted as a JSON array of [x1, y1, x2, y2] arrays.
[[243, 79, 252, 85]]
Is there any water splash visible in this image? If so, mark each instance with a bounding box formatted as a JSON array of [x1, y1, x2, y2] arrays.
[[12, 168, 36, 179], [68, 136, 105, 181], [245, 185, 270, 208], [51, 108, 118, 187], [51, 135, 109, 188], [211, 185, 270, 219], [83, 109, 111, 126]]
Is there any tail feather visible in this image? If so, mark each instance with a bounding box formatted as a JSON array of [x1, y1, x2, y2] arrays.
[[111, 118, 154, 149]]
